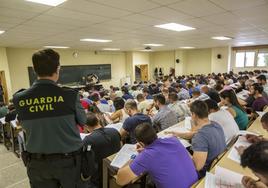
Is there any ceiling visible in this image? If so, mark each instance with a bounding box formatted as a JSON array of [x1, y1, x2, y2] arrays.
[[0, 0, 268, 51]]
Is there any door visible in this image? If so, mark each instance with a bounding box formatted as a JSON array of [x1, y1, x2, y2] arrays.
[[0, 71, 8, 104], [140, 65, 148, 81]]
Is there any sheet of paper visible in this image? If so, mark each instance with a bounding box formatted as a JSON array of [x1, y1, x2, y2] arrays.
[[80, 133, 91, 140], [184, 117, 192, 130], [10, 120, 17, 128], [228, 136, 251, 163], [110, 144, 137, 168], [105, 123, 123, 132], [0, 117, 5, 124], [237, 130, 259, 136], [256, 111, 266, 118], [236, 90, 249, 101], [205, 167, 244, 188]]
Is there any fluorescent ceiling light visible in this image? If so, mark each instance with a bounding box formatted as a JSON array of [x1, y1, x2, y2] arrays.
[[44, 46, 69, 49], [80, 38, 112, 43], [180, 46, 195, 49], [102, 48, 120, 51], [0, 30, 5, 34], [212, 36, 233, 40], [25, 0, 67, 6], [154, 23, 195, 32], [143, 44, 163, 47], [238, 42, 254, 45]]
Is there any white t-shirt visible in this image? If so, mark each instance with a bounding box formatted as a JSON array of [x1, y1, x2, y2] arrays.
[[208, 109, 239, 144]]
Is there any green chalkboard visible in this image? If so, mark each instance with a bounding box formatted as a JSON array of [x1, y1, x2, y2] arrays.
[[28, 64, 111, 85]]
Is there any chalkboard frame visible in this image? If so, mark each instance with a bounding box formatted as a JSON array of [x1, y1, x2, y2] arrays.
[[28, 64, 111, 85]]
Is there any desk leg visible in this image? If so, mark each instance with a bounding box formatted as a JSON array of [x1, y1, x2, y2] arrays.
[[103, 159, 109, 188]]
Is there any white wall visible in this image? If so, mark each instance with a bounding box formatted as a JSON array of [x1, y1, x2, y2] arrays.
[[0, 47, 12, 99], [6, 48, 127, 94], [150, 51, 175, 77], [211, 47, 229, 74]]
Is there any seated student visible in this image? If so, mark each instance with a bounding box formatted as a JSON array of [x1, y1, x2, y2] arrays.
[[250, 83, 268, 112], [151, 94, 177, 132], [0, 102, 8, 118], [190, 100, 226, 178], [257, 74, 268, 97], [90, 93, 112, 113], [192, 89, 210, 101], [201, 85, 221, 103], [130, 85, 142, 99], [116, 123, 198, 188], [220, 89, 249, 130], [240, 141, 268, 188], [5, 103, 17, 122], [142, 87, 153, 99], [121, 87, 134, 100], [83, 112, 121, 188], [136, 94, 153, 114], [120, 100, 151, 144], [177, 84, 190, 100], [205, 99, 239, 143], [108, 97, 128, 123], [168, 92, 191, 121]]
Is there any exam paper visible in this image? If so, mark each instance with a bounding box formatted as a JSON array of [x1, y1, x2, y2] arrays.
[[105, 123, 123, 132], [205, 166, 244, 188], [80, 133, 91, 140], [228, 136, 251, 163], [256, 111, 266, 118], [110, 144, 137, 168], [0, 117, 5, 124]]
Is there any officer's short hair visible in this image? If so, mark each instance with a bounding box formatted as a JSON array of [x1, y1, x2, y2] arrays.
[[86, 112, 99, 127], [32, 49, 60, 77]]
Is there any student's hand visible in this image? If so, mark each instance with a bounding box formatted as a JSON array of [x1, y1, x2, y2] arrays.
[[136, 142, 145, 153], [242, 176, 267, 188], [235, 145, 246, 156], [246, 134, 263, 143], [164, 131, 179, 137]]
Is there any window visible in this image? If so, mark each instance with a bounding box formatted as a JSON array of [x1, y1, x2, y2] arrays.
[[235, 52, 245, 67], [235, 51, 255, 67], [245, 52, 255, 67], [257, 52, 268, 67]]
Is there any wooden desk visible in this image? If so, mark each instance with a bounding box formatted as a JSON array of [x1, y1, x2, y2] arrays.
[[195, 116, 268, 188], [9, 120, 22, 158]]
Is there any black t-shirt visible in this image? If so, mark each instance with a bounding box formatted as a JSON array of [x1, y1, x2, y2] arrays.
[[83, 128, 121, 186]]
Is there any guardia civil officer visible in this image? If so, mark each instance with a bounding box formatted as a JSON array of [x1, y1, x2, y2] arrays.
[[13, 49, 86, 188]]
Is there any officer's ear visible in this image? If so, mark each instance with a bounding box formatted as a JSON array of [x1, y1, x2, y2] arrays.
[[56, 66, 61, 75]]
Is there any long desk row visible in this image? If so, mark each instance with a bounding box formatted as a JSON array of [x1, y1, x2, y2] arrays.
[[195, 114, 268, 188]]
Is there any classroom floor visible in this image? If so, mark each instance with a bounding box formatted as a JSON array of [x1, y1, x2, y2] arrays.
[[0, 144, 30, 188]]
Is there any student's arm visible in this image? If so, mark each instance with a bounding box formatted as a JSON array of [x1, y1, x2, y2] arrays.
[[165, 131, 196, 140], [120, 120, 130, 140], [110, 110, 122, 121], [192, 151, 208, 171], [116, 164, 138, 186], [119, 128, 128, 140]]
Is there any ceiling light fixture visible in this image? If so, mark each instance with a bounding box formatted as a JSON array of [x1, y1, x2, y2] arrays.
[[80, 38, 112, 43], [0, 30, 5, 35], [102, 48, 120, 51], [25, 0, 67, 6], [212, 36, 233, 40], [143, 43, 164, 47], [44, 46, 70, 49], [238, 42, 254, 45], [180, 46, 195, 49], [154, 23, 195, 32]]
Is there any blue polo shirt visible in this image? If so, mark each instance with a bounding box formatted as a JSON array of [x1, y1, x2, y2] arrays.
[[122, 113, 151, 144]]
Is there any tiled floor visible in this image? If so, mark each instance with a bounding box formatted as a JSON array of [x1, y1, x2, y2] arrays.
[[0, 144, 30, 188]]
